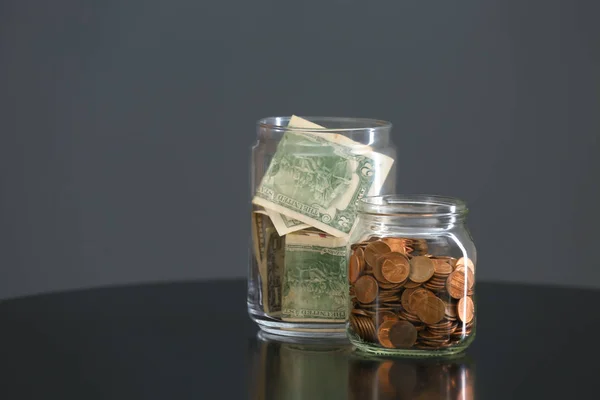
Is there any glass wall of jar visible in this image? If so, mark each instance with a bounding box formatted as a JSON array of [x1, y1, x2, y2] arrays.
[[248, 116, 397, 338], [347, 195, 477, 356]]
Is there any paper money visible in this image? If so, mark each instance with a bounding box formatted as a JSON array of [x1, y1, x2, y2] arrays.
[[261, 227, 285, 315], [265, 208, 310, 236], [281, 231, 348, 322], [252, 118, 393, 237]]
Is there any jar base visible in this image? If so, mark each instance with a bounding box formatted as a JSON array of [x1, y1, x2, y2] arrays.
[[248, 304, 347, 339], [349, 331, 475, 359]]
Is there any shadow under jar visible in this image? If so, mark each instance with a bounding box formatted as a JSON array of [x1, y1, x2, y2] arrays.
[[248, 116, 397, 338], [347, 195, 477, 356]]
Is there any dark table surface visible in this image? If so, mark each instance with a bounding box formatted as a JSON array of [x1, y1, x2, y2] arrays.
[[1, 280, 598, 399]]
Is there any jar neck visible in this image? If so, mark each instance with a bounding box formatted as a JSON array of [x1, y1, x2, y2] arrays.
[[359, 212, 467, 231]]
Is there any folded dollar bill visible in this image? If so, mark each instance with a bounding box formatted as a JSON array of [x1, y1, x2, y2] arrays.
[[281, 230, 348, 322], [252, 115, 393, 237]]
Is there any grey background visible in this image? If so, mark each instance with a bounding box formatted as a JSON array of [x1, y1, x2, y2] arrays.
[[1, 0, 599, 300]]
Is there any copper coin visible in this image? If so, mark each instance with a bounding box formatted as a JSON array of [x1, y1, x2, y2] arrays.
[[404, 281, 421, 289], [456, 257, 475, 272], [388, 321, 418, 348], [364, 241, 391, 268], [401, 288, 417, 312], [373, 256, 391, 284], [356, 247, 366, 268], [433, 259, 453, 275], [376, 310, 399, 326], [457, 296, 475, 323], [381, 258, 410, 284], [408, 288, 434, 311], [446, 268, 475, 299], [382, 237, 408, 254], [377, 320, 397, 348], [351, 308, 369, 317], [415, 296, 446, 325], [444, 301, 457, 318], [409, 256, 435, 283], [348, 254, 362, 284], [355, 275, 379, 304]]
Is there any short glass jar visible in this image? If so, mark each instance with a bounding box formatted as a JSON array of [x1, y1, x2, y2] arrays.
[[347, 195, 477, 356], [248, 116, 397, 338]]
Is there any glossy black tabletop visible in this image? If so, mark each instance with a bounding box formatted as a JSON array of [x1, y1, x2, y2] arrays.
[[1, 280, 599, 399]]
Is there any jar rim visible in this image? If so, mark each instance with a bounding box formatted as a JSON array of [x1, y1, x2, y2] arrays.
[[257, 116, 392, 133], [358, 194, 468, 217]]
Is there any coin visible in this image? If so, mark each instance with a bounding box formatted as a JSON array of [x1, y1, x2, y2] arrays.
[[408, 288, 434, 313], [433, 259, 453, 275], [404, 281, 421, 289], [356, 247, 366, 269], [409, 256, 435, 283], [388, 321, 418, 348], [381, 257, 410, 283], [376, 310, 399, 326], [444, 301, 457, 318], [401, 288, 417, 312], [457, 296, 474, 323], [348, 254, 362, 284], [456, 257, 475, 272], [415, 295, 446, 325], [373, 256, 391, 284], [364, 241, 391, 268], [446, 267, 475, 299], [351, 308, 370, 317], [355, 275, 379, 303], [382, 237, 409, 254], [377, 320, 397, 348]]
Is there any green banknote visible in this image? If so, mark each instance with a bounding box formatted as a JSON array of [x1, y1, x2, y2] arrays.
[[261, 226, 285, 315], [281, 232, 348, 322], [252, 120, 393, 237]]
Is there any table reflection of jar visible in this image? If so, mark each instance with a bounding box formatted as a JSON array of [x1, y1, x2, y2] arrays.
[[348, 354, 475, 400], [248, 332, 352, 400]]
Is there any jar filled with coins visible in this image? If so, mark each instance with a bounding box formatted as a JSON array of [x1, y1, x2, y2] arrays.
[[248, 116, 397, 337], [347, 195, 477, 356]]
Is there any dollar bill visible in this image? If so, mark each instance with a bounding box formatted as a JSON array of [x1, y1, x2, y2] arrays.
[[252, 118, 393, 237], [265, 207, 310, 236], [281, 231, 348, 322], [261, 226, 285, 315], [251, 209, 270, 267]]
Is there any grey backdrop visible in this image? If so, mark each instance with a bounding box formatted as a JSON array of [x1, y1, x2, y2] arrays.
[[1, 0, 599, 300]]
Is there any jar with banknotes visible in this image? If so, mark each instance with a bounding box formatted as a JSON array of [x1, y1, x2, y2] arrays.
[[248, 116, 397, 337], [347, 195, 477, 356]]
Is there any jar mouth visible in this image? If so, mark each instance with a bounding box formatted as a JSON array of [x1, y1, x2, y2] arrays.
[[359, 195, 468, 217], [257, 116, 392, 133]]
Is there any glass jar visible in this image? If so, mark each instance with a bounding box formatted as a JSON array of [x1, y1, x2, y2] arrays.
[[248, 116, 397, 338], [347, 195, 477, 356]]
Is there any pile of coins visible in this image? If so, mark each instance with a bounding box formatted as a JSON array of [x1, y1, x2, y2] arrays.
[[348, 237, 475, 350]]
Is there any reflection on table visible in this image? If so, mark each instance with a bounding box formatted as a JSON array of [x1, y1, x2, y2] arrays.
[[248, 331, 475, 400]]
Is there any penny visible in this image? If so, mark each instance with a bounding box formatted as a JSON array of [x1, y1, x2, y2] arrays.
[[356, 247, 366, 269], [373, 256, 391, 284], [355, 275, 379, 303], [401, 288, 417, 312], [382, 237, 409, 254], [376, 310, 399, 326], [348, 254, 362, 284], [433, 259, 453, 275], [408, 288, 434, 313], [388, 321, 418, 348], [415, 296, 446, 325], [409, 256, 435, 283], [446, 267, 475, 299], [444, 301, 457, 318], [456, 257, 475, 272], [364, 241, 391, 268], [351, 308, 370, 317], [457, 296, 475, 324], [382, 258, 410, 283], [377, 320, 397, 348], [404, 281, 421, 289]]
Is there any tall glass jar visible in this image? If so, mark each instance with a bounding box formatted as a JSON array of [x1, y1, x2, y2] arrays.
[[248, 116, 397, 338], [347, 195, 477, 356]]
